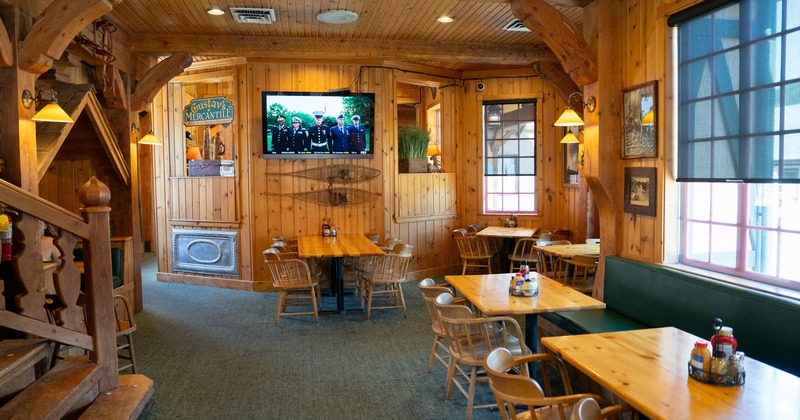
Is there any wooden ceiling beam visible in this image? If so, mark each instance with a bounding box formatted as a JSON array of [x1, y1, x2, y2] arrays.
[[0, 19, 11, 66], [511, 0, 598, 85], [18, 0, 115, 74], [533, 61, 579, 103], [130, 52, 192, 112], [128, 35, 558, 66]]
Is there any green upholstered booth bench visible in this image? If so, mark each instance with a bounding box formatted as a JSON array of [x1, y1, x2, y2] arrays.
[[541, 256, 800, 377]]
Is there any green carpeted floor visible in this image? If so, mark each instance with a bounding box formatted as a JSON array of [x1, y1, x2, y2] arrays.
[[136, 253, 498, 419]]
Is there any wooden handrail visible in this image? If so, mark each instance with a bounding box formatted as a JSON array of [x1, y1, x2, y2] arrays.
[[0, 176, 120, 392]]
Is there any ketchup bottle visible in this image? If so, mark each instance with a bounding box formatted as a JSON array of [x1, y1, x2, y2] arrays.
[[710, 326, 738, 358]]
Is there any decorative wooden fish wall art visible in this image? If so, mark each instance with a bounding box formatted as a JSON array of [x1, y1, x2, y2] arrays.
[[267, 188, 380, 207], [267, 164, 381, 185]]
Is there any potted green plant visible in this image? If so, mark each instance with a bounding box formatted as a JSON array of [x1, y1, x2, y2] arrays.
[[398, 124, 431, 173]]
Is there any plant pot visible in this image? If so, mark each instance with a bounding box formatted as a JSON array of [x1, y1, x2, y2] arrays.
[[399, 158, 428, 173]]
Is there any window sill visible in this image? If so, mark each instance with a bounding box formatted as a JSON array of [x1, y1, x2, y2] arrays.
[[661, 263, 800, 303]]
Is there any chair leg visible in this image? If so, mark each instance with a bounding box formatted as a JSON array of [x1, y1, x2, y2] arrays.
[[461, 260, 468, 275], [397, 284, 407, 318], [365, 283, 373, 320], [310, 286, 320, 325], [465, 365, 478, 420], [428, 336, 440, 373], [275, 290, 284, 326], [444, 355, 457, 400], [127, 334, 137, 374]]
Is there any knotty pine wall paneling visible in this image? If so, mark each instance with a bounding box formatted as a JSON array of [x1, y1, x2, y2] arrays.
[[458, 77, 588, 243], [618, 0, 666, 263]]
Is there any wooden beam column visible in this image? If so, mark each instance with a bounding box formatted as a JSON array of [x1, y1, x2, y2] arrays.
[[511, 0, 598, 86], [0, 7, 37, 192]]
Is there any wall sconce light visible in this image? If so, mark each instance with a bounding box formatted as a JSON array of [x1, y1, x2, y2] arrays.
[[560, 129, 580, 143], [132, 123, 162, 145], [554, 91, 596, 127], [22, 86, 74, 123]]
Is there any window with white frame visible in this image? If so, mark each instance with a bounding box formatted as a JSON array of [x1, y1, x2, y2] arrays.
[[483, 101, 537, 214], [672, 0, 800, 290]]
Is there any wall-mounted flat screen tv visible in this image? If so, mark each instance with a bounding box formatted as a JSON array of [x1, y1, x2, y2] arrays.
[[262, 91, 375, 159]]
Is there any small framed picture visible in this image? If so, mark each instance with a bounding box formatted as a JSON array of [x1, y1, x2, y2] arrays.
[[621, 81, 657, 159], [562, 135, 580, 186], [624, 167, 656, 216]]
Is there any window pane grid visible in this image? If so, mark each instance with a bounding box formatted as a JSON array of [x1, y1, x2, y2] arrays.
[[483, 100, 537, 214], [677, 0, 800, 183]]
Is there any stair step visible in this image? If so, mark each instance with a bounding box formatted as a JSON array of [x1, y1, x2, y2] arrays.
[[0, 356, 100, 420], [0, 339, 51, 384], [79, 374, 154, 419], [0, 339, 52, 402]]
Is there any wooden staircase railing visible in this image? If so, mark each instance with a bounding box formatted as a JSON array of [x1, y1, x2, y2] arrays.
[[0, 176, 151, 417]]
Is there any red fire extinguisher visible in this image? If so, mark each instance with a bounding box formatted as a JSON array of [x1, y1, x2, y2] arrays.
[[0, 212, 12, 262]]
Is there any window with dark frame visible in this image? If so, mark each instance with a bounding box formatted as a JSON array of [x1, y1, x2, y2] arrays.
[[673, 0, 800, 290], [482, 100, 537, 214]]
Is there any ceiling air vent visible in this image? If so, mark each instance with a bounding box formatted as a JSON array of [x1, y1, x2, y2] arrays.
[[503, 19, 531, 32], [230, 7, 276, 24]]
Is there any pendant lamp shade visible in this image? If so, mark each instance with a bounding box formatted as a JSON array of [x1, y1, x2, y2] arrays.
[[554, 107, 584, 126], [32, 103, 74, 123], [560, 131, 580, 143], [138, 132, 162, 145]]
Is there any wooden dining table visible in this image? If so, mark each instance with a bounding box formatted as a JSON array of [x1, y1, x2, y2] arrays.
[[444, 273, 605, 353], [298, 234, 384, 313], [533, 243, 600, 259], [541, 327, 800, 419], [476, 226, 538, 271]]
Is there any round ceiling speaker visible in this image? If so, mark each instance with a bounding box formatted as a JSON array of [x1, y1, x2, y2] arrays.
[[317, 10, 358, 24]]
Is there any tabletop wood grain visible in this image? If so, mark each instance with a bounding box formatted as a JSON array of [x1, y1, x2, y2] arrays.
[[476, 226, 537, 239], [540, 327, 800, 420], [297, 234, 384, 258], [444, 273, 605, 316], [534, 243, 600, 259]]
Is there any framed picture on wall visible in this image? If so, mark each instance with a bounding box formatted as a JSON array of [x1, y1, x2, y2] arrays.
[[562, 135, 580, 186], [621, 81, 657, 159], [624, 167, 656, 216]]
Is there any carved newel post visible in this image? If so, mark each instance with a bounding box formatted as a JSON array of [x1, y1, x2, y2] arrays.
[[78, 176, 120, 389]]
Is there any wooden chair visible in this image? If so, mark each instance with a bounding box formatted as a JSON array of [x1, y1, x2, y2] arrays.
[[113, 295, 137, 373], [569, 397, 632, 420], [508, 238, 538, 273], [435, 294, 531, 420], [360, 253, 411, 319], [535, 240, 571, 277], [484, 347, 615, 420], [418, 281, 457, 373], [551, 229, 572, 242], [452, 230, 494, 275], [555, 254, 598, 294], [265, 259, 321, 326]]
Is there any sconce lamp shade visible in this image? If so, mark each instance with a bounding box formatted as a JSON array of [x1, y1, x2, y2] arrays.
[[641, 108, 655, 126], [560, 131, 580, 143], [427, 143, 441, 157], [138, 131, 162, 145], [32, 103, 74, 123], [554, 108, 584, 127], [186, 146, 202, 160]]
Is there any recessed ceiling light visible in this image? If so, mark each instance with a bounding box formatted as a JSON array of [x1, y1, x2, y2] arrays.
[[207, 8, 225, 15], [317, 10, 358, 24], [437, 15, 454, 23]]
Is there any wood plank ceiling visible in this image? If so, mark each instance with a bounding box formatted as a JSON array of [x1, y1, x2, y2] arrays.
[[108, 0, 586, 72]]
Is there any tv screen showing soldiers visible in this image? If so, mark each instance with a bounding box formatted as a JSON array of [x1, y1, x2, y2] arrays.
[[262, 92, 374, 158]]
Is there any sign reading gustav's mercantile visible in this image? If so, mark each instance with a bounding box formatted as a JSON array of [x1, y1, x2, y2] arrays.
[[184, 96, 234, 126]]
